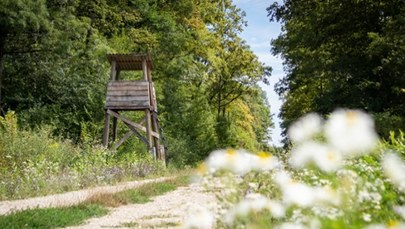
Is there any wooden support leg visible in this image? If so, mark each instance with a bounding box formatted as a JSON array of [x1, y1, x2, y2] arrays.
[[102, 111, 110, 147], [145, 109, 153, 158], [151, 113, 161, 160], [112, 116, 118, 142]]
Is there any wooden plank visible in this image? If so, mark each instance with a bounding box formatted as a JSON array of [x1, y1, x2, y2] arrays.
[[107, 54, 153, 70], [150, 83, 157, 111], [147, 64, 152, 82], [113, 130, 133, 151], [142, 59, 148, 80], [107, 90, 149, 96], [107, 110, 146, 133], [151, 113, 161, 160], [124, 123, 149, 146], [102, 111, 110, 146], [106, 96, 150, 102], [106, 102, 150, 108], [112, 117, 118, 142], [109, 81, 149, 86], [107, 85, 149, 91], [106, 106, 150, 110], [110, 61, 117, 81], [106, 110, 159, 138], [145, 108, 152, 150], [106, 100, 149, 104]]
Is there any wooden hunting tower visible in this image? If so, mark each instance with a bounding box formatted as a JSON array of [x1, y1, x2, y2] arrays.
[[102, 53, 166, 161]]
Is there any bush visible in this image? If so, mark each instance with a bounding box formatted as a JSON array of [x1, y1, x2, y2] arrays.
[[186, 109, 405, 228], [0, 111, 164, 200]]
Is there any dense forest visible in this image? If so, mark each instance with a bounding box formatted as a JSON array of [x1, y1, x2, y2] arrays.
[[0, 0, 273, 166], [268, 0, 405, 140], [1, 0, 404, 164]]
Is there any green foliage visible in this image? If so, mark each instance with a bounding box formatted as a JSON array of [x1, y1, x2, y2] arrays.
[[0, 204, 108, 229], [268, 0, 405, 139], [0, 112, 163, 200], [384, 131, 405, 156], [208, 132, 405, 228], [0, 0, 273, 167], [373, 112, 405, 139]]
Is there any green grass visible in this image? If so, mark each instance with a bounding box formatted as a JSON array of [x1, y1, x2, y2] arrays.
[[0, 204, 108, 229], [85, 175, 190, 207], [0, 175, 190, 229]]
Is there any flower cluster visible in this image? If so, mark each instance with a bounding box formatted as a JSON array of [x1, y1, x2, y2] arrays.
[[289, 109, 378, 172], [199, 149, 280, 176], [185, 109, 405, 229]]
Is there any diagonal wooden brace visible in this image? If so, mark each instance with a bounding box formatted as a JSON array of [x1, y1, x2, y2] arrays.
[[107, 110, 159, 139]]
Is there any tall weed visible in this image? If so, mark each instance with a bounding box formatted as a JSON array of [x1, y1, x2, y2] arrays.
[[0, 111, 163, 200]]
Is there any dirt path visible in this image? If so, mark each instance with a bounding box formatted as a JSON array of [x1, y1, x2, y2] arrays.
[[65, 182, 217, 229], [0, 177, 173, 215], [0, 177, 218, 228]]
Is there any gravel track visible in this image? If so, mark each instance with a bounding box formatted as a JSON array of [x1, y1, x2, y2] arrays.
[[65, 182, 217, 229], [0, 177, 172, 215], [0, 177, 217, 228]]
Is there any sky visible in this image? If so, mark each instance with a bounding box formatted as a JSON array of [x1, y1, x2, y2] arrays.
[[233, 0, 284, 146]]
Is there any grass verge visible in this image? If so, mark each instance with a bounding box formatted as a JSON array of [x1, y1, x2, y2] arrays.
[[84, 175, 190, 207], [0, 204, 108, 229], [0, 175, 190, 229]]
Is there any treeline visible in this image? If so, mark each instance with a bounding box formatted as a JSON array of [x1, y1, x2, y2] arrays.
[[268, 0, 405, 140], [0, 0, 273, 165]]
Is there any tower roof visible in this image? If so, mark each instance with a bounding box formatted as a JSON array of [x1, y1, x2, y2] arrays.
[[107, 53, 153, 70]]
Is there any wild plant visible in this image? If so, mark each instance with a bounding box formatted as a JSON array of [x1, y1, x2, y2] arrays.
[[0, 111, 163, 200], [185, 109, 405, 228]]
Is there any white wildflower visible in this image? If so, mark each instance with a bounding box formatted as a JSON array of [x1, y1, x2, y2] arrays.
[[204, 149, 254, 175], [274, 170, 293, 187], [314, 148, 343, 172], [324, 109, 378, 156], [248, 182, 258, 189], [288, 113, 323, 143], [382, 152, 405, 191], [183, 206, 215, 229], [268, 200, 286, 218], [204, 149, 228, 172], [275, 171, 339, 207], [252, 151, 280, 171], [311, 206, 343, 219], [290, 141, 343, 172], [227, 150, 255, 175], [315, 186, 341, 206], [363, 213, 372, 222], [225, 194, 285, 225], [289, 141, 320, 169], [282, 182, 317, 207]]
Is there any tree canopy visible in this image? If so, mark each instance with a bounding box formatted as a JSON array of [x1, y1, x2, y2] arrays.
[[268, 0, 405, 140], [0, 0, 273, 165]]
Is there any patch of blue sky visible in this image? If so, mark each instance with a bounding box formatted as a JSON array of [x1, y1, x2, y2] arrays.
[[233, 0, 285, 146]]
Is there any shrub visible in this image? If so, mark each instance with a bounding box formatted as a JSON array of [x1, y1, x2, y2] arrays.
[[0, 111, 163, 200], [187, 109, 405, 228]]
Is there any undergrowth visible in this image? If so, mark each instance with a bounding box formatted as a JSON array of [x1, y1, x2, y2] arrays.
[[0, 204, 108, 229], [186, 110, 405, 228], [0, 111, 169, 200]]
